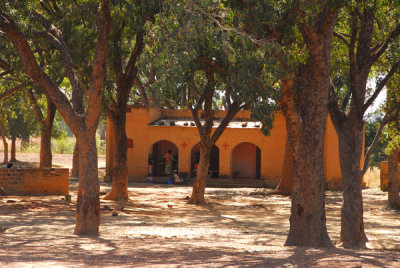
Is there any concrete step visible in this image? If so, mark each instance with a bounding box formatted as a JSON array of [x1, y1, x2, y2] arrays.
[[145, 176, 266, 188]]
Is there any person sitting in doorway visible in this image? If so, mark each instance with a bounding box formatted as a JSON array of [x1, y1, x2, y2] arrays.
[[173, 171, 182, 184]]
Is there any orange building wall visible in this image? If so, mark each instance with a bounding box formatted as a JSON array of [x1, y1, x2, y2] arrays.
[[106, 107, 347, 189]]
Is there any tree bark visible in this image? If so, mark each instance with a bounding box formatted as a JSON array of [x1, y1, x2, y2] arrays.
[[73, 135, 100, 235], [104, 25, 144, 200], [188, 143, 212, 204], [0, 123, 8, 164], [40, 99, 56, 168], [283, 5, 337, 248], [71, 143, 79, 178], [103, 111, 128, 200], [388, 148, 400, 209], [335, 122, 368, 248], [325, 7, 400, 248], [10, 137, 16, 162]]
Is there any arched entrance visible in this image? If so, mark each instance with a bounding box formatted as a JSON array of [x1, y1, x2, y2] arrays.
[[231, 142, 261, 179], [191, 144, 220, 178], [149, 140, 178, 176]]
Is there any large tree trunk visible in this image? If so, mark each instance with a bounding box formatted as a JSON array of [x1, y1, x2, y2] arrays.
[[10, 137, 16, 162], [274, 138, 292, 195], [71, 143, 79, 178], [104, 111, 128, 200], [39, 102, 56, 168], [388, 148, 400, 209], [283, 77, 332, 248], [188, 143, 212, 205], [337, 122, 368, 248], [283, 6, 337, 247], [73, 134, 100, 235]]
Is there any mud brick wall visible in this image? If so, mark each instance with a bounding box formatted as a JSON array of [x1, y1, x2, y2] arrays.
[[0, 168, 25, 193], [0, 168, 69, 195]]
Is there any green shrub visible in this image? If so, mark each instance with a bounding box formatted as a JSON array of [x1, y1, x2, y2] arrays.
[[52, 137, 75, 154]]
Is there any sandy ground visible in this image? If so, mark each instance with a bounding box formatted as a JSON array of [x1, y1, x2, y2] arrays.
[[0, 154, 399, 267]]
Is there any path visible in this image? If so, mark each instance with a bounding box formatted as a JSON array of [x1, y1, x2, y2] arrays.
[[0, 178, 399, 267]]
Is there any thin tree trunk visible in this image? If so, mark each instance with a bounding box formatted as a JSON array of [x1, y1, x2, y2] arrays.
[[10, 138, 16, 162], [71, 142, 79, 178], [104, 112, 128, 200], [388, 148, 400, 209], [188, 144, 211, 204], [39, 102, 56, 168], [73, 134, 100, 235], [104, 26, 144, 200], [0, 123, 8, 164], [337, 123, 368, 248]]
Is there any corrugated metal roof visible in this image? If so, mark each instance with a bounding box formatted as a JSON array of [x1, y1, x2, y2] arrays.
[[149, 118, 261, 129]]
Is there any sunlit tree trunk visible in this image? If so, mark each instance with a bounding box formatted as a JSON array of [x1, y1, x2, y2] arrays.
[[104, 110, 128, 200], [0, 123, 8, 164], [283, 5, 337, 247], [335, 122, 368, 248], [388, 148, 400, 209], [73, 135, 100, 235], [189, 143, 211, 204], [10, 137, 16, 162], [71, 143, 79, 178]]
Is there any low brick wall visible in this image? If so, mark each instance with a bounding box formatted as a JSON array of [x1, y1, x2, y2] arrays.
[[0, 168, 69, 195]]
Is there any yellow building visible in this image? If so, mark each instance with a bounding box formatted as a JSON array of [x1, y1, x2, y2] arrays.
[[106, 107, 345, 189]]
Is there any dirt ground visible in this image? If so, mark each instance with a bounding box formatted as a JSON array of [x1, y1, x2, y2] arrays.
[[0, 154, 399, 267]]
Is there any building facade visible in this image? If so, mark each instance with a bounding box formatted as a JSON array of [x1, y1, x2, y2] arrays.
[[106, 107, 348, 189]]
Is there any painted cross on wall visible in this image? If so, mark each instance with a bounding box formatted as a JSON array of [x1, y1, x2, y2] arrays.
[[181, 141, 188, 149], [223, 142, 229, 150]]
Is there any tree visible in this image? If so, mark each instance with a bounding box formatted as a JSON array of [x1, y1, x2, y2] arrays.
[[328, 1, 400, 248], [0, 0, 111, 235], [103, 1, 160, 201], [152, 0, 278, 204], [384, 75, 400, 209], [228, 0, 343, 247], [27, 87, 56, 167], [387, 148, 400, 209]]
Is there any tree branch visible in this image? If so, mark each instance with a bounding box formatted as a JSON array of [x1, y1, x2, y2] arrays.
[[0, 10, 83, 135], [86, 0, 112, 135], [32, 11, 84, 114], [361, 113, 389, 176], [0, 83, 22, 101], [27, 88, 45, 127], [134, 78, 149, 106], [370, 23, 400, 64], [363, 60, 400, 113], [333, 31, 350, 47]]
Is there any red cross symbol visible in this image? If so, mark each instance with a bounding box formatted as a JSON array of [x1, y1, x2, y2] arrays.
[[181, 141, 188, 149], [223, 142, 229, 150]]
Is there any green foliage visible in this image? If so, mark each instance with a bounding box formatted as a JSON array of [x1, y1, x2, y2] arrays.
[[52, 137, 75, 154], [144, 0, 281, 135], [365, 119, 388, 167]]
